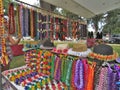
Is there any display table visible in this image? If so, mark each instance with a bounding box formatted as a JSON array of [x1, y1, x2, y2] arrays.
[[2, 65, 28, 90], [2, 65, 67, 90]]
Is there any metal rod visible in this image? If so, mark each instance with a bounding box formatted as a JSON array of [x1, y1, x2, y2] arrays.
[[14, 0, 67, 19]]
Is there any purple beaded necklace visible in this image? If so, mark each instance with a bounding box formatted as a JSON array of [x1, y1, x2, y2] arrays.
[[74, 60, 84, 89]]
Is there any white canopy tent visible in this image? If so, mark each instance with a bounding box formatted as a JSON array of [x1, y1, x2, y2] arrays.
[[42, 0, 120, 18]]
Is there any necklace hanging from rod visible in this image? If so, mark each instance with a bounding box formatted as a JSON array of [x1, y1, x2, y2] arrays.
[[8, 3, 16, 34]]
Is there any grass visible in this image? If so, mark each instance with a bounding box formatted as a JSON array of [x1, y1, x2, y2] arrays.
[[10, 44, 120, 69], [10, 55, 25, 69], [109, 44, 120, 56]]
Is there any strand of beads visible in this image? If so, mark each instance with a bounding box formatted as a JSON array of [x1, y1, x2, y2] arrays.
[[8, 3, 16, 34], [0, 0, 9, 66]]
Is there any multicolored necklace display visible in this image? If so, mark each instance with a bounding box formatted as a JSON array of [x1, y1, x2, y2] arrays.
[[0, 0, 9, 66]]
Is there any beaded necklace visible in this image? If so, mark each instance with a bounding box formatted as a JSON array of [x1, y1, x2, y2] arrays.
[[8, 3, 15, 34], [24, 8, 29, 37], [16, 5, 22, 37], [74, 60, 84, 89], [0, 0, 9, 66], [30, 9, 34, 38], [19, 5, 24, 37], [22, 7, 26, 37]]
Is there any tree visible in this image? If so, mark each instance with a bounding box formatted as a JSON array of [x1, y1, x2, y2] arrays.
[[87, 14, 103, 32], [103, 9, 120, 34], [3, 0, 12, 15]]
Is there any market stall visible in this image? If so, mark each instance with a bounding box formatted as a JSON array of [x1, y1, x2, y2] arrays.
[[1, 0, 120, 90]]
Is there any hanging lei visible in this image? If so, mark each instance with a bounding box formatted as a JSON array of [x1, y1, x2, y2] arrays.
[[0, 0, 9, 66], [70, 60, 77, 90], [54, 56, 61, 81], [61, 56, 68, 83], [8, 3, 16, 34], [65, 56, 73, 86], [96, 67, 107, 90], [86, 62, 96, 90], [74, 59, 84, 89], [89, 51, 118, 61], [30, 9, 34, 38], [50, 54, 55, 79], [24, 8, 29, 37], [61, 55, 66, 82], [19, 4, 24, 37], [36, 10, 39, 40], [16, 4, 22, 37], [82, 60, 89, 90]]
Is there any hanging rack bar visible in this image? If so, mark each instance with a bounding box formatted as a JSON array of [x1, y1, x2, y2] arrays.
[[14, 0, 86, 24], [14, 0, 67, 19]]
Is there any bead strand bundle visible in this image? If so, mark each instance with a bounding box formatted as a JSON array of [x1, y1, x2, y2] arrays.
[[0, 0, 9, 66]]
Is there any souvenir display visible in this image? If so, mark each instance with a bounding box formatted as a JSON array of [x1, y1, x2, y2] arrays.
[[6, 2, 87, 40], [24, 50, 52, 75], [1, 1, 120, 90]]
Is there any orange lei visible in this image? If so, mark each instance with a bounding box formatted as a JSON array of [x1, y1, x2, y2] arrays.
[[0, 0, 9, 65], [89, 51, 118, 61]]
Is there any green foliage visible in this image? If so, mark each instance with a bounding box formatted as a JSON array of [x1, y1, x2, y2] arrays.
[[3, 0, 12, 15], [103, 9, 120, 34]]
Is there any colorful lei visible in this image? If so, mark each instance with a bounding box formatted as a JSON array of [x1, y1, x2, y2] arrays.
[[89, 51, 118, 61]]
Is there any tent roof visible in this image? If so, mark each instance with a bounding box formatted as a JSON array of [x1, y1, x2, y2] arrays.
[[42, 0, 120, 18]]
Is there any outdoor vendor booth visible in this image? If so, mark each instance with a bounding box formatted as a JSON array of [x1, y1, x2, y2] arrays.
[[0, 0, 120, 90]]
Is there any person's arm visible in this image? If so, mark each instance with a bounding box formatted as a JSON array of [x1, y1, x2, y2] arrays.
[[8, 35, 21, 45]]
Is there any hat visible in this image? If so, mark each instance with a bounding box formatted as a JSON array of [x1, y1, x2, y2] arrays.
[[23, 41, 40, 52], [40, 38, 54, 50], [89, 44, 119, 61], [51, 44, 69, 54], [68, 43, 92, 57]]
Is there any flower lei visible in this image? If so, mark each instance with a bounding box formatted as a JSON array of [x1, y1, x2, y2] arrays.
[[89, 51, 118, 61], [86, 62, 96, 90], [65, 57, 73, 86], [8, 3, 16, 34], [71, 60, 77, 90], [54, 56, 61, 81], [68, 48, 91, 57], [74, 60, 84, 89]]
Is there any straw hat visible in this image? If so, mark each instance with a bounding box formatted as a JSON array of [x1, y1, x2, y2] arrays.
[[52, 44, 69, 54], [68, 43, 91, 57]]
